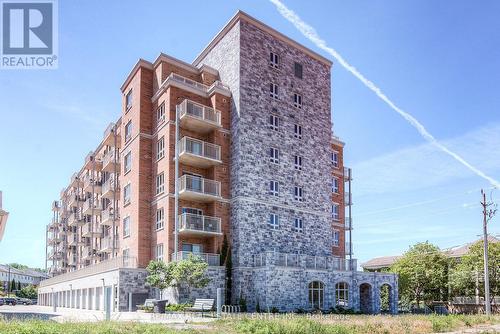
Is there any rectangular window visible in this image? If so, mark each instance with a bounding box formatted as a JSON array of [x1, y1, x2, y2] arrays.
[[270, 52, 279, 68], [332, 204, 340, 220], [294, 124, 302, 139], [156, 244, 164, 261], [269, 147, 279, 164], [332, 152, 339, 168], [268, 213, 279, 229], [294, 186, 304, 202], [332, 177, 339, 193], [294, 155, 303, 171], [333, 230, 340, 247], [270, 83, 279, 99], [157, 103, 165, 126], [269, 180, 279, 197], [125, 120, 132, 143], [293, 93, 302, 109], [182, 207, 203, 215], [123, 184, 131, 205], [157, 137, 165, 160], [123, 216, 130, 238], [156, 173, 164, 195], [269, 115, 279, 131], [294, 218, 303, 233], [155, 208, 164, 230], [294, 62, 303, 79], [126, 90, 133, 110], [124, 152, 131, 174], [123, 248, 130, 258]]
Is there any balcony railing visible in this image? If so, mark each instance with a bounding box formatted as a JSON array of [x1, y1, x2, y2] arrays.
[[81, 223, 102, 238], [68, 211, 85, 227], [179, 175, 221, 202], [83, 198, 103, 214], [344, 193, 352, 206], [82, 174, 102, 193], [178, 213, 222, 236], [345, 242, 353, 256], [178, 137, 221, 167], [178, 99, 222, 132], [40, 256, 137, 286], [102, 176, 119, 199], [252, 252, 357, 271], [101, 208, 118, 226], [102, 148, 120, 173], [100, 237, 119, 253], [345, 217, 353, 230], [171, 252, 220, 266]]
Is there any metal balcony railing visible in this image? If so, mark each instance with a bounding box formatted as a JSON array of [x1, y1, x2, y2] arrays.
[[178, 213, 222, 234], [83, 198, 103, 213], [102, 148, 120, 172], [101, 208, 118, 225], [102, 176, 119, 197], [179, 137, 221, 161], [252, 252, 357, 271], [179, 175, 221, 198], [171, 252, 220, 266], [178, 99, 221, 127]]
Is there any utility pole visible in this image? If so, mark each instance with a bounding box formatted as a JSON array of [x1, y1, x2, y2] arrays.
[[480, 189, 497, 316]]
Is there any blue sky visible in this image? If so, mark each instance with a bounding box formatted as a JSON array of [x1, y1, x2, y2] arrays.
[[0, 0, 499, 268]]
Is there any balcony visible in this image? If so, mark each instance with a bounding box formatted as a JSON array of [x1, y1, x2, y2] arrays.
[[70, 173, 83, 188], [101, 208, 118, 226], [68, 255, 78, 267], [178, 137, 222, 168], [68, 212, 85, 227], [102, 148, 120, 173], [83, 153, 103, 171], [82, 198, 102, 215], [179, 175, 221, 202], [47, 233, 61, 244], [178, 213, 222, 237], [68, 194, 84, 208], [103, 122, 121, 148], [82, 245, 99, 260], [345, 217, 353, 230], [81, 223, 102, 238], [343, 167, 352, 181], [100, 237, 118, 253], [345, 242, 353, 256], [83, 174, 102, 193], [52, 201, 60, 211], [344, 193, 352, 206], [68, 233, 83, 247], [171, 252, 220, 266], [178, 99, 222, 133], [48, 249, 63, 260], [102, 176, 120, 200], [252, 252, 357, 271]]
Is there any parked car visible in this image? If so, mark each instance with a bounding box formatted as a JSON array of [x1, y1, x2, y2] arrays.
[[0, 298, 4, 306], [17, 298, 32, 305], [1, 298, 17, 306]]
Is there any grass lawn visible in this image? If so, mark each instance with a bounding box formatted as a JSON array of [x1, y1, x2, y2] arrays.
[[0, 314, 499, 333]]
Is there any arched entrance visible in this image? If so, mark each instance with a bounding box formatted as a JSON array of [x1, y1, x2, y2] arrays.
[[359, 283, 373, 314], [308, 281, 324, 310], [335, 282, 349, 308], [379, 283, 393, 313]]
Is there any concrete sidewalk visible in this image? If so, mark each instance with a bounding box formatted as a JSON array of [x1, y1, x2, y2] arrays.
[[0, 305, 217, 324]]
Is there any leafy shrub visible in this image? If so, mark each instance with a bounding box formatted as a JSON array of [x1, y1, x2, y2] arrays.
[[165, 302, 192, 312], [136, 305, 154, 313]]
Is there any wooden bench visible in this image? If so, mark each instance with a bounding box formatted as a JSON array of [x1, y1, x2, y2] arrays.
[[185, 299, 215, 317]]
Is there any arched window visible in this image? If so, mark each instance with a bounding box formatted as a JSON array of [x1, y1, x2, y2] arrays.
[[335, 282, 349, 307], [308, 281, 324, 309]]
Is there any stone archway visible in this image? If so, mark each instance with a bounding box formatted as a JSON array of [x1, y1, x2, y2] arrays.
[[359, 283, 373, 314], [379, 283, 392, 313]]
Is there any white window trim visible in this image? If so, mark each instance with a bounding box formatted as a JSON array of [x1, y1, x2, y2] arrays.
[[269, 180, 279, 197], [332, 151, 339, 168], [123, 183, 131, 206], [294, 155, 303, 171], [333, 177, 339, 194], [294, 93, 302, 109], [269, 147, 279, 164], [270, 83, 279, 100], [268, 213, 279, 229], [123, 216, 131, 238], [294, 124, 303, 139], [332, 202, 340, 221], [156, 173, 165, 195], [270, 52, 279, 69], [155, 208, 164, 231], [333, 229, 340, 247], [294, 218, 303, 233], [269, 114, 279, 131], [157, 137, 165, 161], [294, 186, 304, 202]]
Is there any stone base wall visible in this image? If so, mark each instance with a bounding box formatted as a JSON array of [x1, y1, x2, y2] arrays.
[[118, 269, 149, 311]]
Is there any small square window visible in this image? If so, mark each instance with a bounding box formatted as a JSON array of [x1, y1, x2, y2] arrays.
[[294, 155, 303, 171], [268, 213, 279, 229], [294, 62, 303, 79], [269, 147, 279, 164], [269, 180, 279, 197], [294, 186, 304, 202], [269, 115, 279, 131], [294, 218, 303, 233], [293, 93, 302, 109], [270, 83, 279, 99], [270, 52, 279, 68], [294, 124, 303, 139]]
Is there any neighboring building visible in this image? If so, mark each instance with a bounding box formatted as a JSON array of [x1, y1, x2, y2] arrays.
[[39, 11, 397, 313], [0, 264, 48, 291], [361, 236, 500, 272], [0, 191, 9, 241]]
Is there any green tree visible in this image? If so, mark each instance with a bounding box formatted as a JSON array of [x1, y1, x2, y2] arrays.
[[8, 263, 28, 270], [10, 279, 16, 292], [17, 285, 38, 299], [146, 260, 174, 299], [450, 241, 500, 303], [391, 241, 448, 307], [17, 281, 21, 291]]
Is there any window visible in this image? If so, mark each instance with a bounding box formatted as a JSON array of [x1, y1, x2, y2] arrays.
[[126, 90, 133, 110], [182, 207, 203, 215], [294, 155, 303, 171], [270, 83, 278, 99], [268, 213, 279, 229], [332, 177, 339, 193], [182, 243, 203, 254], [269, 147, 279, 164], [294, 124, 302, 139], [123, 184, 131, 205], [122, 248, 130, 259], [156, 173, 164, 195], [294, 186, 303, 202], [157, 103, 165, 125], [335, 282, 349, 307], [123, 216, 130, 238], [308, 281, 324, 309], [294, 218, 303, 232], [125, 120, 132, 143], [293, 93, 302, 109], [157, 137, 165, 160], [294, 62, 303, 79], [333, 230, 340, 247], [269, 180, 279, 197], [270, 52, 279, 68], [155, 244, 164, 261], [269, 115, 279, 131], [155, 208, 164, 230], [124, 152, 131, 174], [332, 151, 339, 168], [332, 203, 340, 220]]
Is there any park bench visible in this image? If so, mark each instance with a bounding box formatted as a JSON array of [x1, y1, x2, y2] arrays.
[[185, 298, 214, 317]]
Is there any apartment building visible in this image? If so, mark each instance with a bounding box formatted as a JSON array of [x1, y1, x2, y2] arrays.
[[39, 11, 397, 313], [0, 264, 48, 291]]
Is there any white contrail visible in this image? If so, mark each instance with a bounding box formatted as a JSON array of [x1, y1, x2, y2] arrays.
[[269, 0, 500, 189]]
